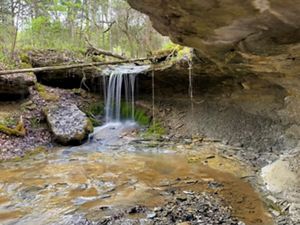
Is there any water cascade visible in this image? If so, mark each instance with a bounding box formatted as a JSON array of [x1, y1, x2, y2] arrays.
[[188, 59, 194, 114], [151, 68, 156, 125], [103, 65, 150, 123]]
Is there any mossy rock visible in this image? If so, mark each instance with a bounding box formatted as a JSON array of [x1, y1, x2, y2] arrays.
[[35, 83, 59, 102]]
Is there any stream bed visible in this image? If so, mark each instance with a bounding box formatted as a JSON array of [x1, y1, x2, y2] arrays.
[[0, 123, 273, 225]]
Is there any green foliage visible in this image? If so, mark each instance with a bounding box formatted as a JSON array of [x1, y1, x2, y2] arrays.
[[35, 83, 59, 101], [2, 146, 47, 163], [162, 41, 178, 50], [144, 122, 166, 138], [120, 103, 150, 126], [86, 102, 104, 116], [29, 118, 41, 129], [0, 116, 17, 127], [0, 0, 168, 65], [0, 49, 15, 68], [161, 40, 192, 61], [19, 16, 84, 51], [84, 102, 104, 126]]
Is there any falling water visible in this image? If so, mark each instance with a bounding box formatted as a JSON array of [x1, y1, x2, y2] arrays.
[[103, 65, 150, 123], [187, 56, 194, 115], [152, 68, 155, 125]]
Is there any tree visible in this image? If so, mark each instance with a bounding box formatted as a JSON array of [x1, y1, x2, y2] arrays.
[[0, 0, 169, 64]]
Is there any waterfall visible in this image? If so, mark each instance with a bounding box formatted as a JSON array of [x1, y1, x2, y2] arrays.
[[103, 65, 150, 123], [151, 69, 155, 125], [188, 59, 194, 114], [104, 72, 136, 122]]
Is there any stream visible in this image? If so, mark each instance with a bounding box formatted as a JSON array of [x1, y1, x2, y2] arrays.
[[0, 122, 273, 225], [0, 65, 274, 225]]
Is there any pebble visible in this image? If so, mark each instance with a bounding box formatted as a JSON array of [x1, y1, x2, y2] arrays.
[[147, 212, 156, 219], [176, 195, 188, 201], [154, 207, 162, 212], [266, 195, 278, 203]]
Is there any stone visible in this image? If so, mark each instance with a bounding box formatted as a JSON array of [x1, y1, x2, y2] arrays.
[[44, 103, 93, 145], [146, 212, 157, 219], [0, 73, 36, 100]]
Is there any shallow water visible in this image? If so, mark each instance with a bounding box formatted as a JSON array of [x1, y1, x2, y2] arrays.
[[0, 123, 273, 225]]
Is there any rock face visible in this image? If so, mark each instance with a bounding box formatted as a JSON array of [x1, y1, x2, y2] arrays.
[[128, 0, 300, 66], [26, 49, 103, 91], [44, 103, 93, 145], [0, 73, 36, 100], [127, 2, 300, 222]]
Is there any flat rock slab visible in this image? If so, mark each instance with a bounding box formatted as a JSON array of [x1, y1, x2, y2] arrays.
[[44, 103, 93, 145]]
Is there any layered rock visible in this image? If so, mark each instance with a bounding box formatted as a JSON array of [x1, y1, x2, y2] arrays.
[[44, 103, 93, 145], [26, 49, 103, 91], [127, 1, 300, 222], [128, 0, 300, 68], [0, 73, 36, 100]]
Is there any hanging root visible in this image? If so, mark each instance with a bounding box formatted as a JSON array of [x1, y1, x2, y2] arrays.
[[0, 116, 26, 137], [80, 69, 90, 92]]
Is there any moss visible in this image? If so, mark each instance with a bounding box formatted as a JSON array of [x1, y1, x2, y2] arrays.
[[0, 124, 25, 136], [19, 62, 32, 69], [0, 116, 17, 127], [0, 117, 26, 137], [5, 146, 47, 163], [35, 83, 59, 102], [85, 118, 94, 133], [19, 51, 31, 64], [72, 88, 82, 95], [87, 102, 104, 116], [120, 103, 150, 126], [35, 82, 46, 92], [162, 41, 184, 52], [143, 122, 166, 138], [92, 55, 105, 62], [27, 72, 35, 77], [83, 102, 104, 126], [72, 132, 86, 143], [29, 117, 41, 129]]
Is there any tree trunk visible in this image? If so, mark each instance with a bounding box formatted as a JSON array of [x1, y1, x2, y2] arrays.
[[0, 57, 151, 76]]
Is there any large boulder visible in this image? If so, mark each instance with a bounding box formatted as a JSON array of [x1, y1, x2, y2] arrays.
[[44, 103, 93, 145], [0, 72, 36, 100]]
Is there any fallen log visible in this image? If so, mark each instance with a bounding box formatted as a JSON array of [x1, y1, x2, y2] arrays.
[[0, 116, 26, 137], [85, 36, 126, 60], [86, 47, 126, 60], [0, 57, 150, 76]]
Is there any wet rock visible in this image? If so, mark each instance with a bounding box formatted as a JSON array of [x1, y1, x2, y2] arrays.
[[44, 103, 93, 145], [152, 191, 242, 225], [147, 212, 156, 219], [153, 207, 162, 212], [127, 205, 145, 214], [0, 72, 36, 100], [208, 181, 224, 189], [176, 194, 187, 202]]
